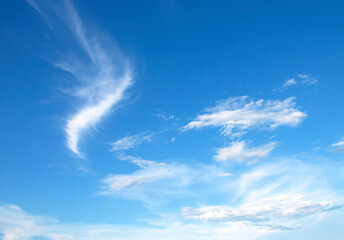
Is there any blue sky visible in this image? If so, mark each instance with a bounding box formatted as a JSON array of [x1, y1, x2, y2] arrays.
[[1, 0, 344, 239]]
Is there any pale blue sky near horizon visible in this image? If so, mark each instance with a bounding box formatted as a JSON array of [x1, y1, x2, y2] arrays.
[[0, 0, 344, 239]]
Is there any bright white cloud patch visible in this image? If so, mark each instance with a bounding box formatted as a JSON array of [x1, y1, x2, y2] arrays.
[[182, 97, 306, 136], [331, 138, 344, 153], [283, 78, 297, 87], [66, 74, 132, 157], [182, 194, 341, 228], [28, 0, 133, 158], [111, 132, 154, 151], [215, 141, 276, 163]]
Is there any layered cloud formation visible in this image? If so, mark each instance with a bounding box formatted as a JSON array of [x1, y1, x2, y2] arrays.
[[182, 194, 340, 225]]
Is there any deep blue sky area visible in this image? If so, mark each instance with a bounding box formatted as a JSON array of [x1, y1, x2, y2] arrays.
[[0, 1, 344, 239]]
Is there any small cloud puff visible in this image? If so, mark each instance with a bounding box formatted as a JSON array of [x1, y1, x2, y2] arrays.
[[154, 112, 180, 121], [283, 78, 297, 88]]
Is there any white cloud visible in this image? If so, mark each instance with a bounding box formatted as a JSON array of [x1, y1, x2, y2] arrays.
[[283, 78, 297, 88], [182, 194, 341, 228], [278, 74, 318, 90], [0, 204, 276, 240], [214, 141, 276, 163], [99, 156, 201, 204], [182, 97, 306, 136], [101, 158, 189, 192], [111, 132, 154, 151], [297, 74, 310, 79], [331, 138, 344, 153], [99, 156, 231, 204], [228, 158, 344, 207], [154, 112, 180, 121], [297, 74, 319, 85], [1, 159, 342, 239], [28, 1, 133, 158]]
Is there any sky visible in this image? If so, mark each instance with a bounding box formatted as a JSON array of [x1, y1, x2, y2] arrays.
[[1, 0, 344, 239]]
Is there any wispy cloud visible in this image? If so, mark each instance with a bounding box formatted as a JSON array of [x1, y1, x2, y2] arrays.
[[297, 74, 319, 85], [154, 112, 180, 121], [99, 156, 196, 203], [0, 204, 278, 240], [230, 158, 344, 205], [101, 157, 190, 192], [182, 194, 341, 229], [283, 78, 297, 88], [27, 0, 133, 158], [331, 138, 344, 153], [280, 74, 319, 90], [99, 156, 230, 204], [182, 97, 306, 136], [2, 157, 343, 239], [214, 141, 277, 163], [111, 132, 154, 151]]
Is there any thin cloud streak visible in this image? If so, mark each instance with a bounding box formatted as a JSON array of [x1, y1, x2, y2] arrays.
[[111, 132, 154, 151], [99, 155, 231, 204], [100, 158, 189, 192], [28, 0, 133, 158]]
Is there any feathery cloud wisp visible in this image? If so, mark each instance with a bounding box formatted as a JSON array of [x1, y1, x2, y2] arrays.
[[99, 156, 230, 203], [28, 0, 133, 158], [182, 97, 306, 136], [101, 158, 189, 191], [277, 74, 319, 90], [111, 132, 154, 151], [214, 141, 277, 163], [297, 74, 319, 85]]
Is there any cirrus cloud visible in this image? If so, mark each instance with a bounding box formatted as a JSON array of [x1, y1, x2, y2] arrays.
[[27, 0, 133, 158]]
